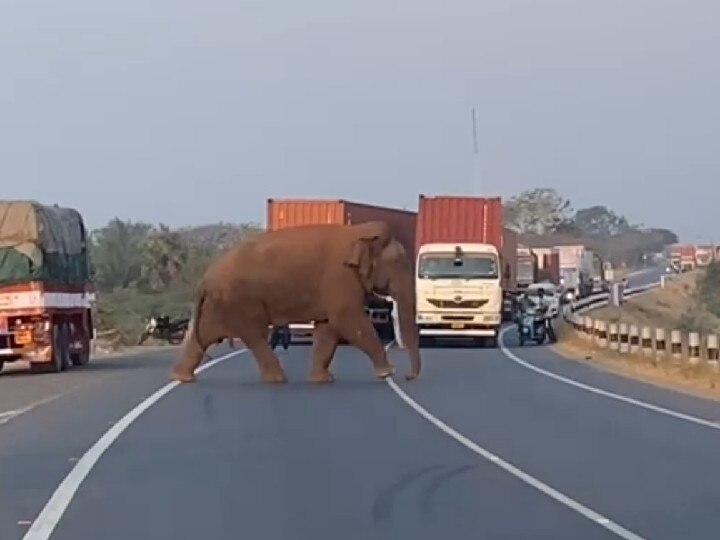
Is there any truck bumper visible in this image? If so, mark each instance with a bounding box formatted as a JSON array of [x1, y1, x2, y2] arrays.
[[416, 312, 501, 338], [418, 327, 497, 337]]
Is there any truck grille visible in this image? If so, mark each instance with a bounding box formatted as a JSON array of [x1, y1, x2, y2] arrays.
[[427, 298, 487, 309]]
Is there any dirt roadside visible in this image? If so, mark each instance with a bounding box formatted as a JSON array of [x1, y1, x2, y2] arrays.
[[552, 270, 720, 403]]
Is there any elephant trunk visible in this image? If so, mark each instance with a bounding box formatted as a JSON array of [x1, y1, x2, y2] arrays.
[[390, 275, 421, 381]]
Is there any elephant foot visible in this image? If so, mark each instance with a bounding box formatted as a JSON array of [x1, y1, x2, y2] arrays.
[[261, 370, 288, 384], [404, 371, 419, 382], [374, 363, 396, 380], [309, 370, 335, 383], [171, 370, 196, 383]]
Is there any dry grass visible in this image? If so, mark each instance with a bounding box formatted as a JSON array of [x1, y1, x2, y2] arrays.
[[554, 322, 720, 403], [592, 270, 720, 333], [554, 267, 720, 404]]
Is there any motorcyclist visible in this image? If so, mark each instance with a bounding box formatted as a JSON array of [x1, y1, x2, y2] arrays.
[[534, 288, 557, 343], [269, 324, 291, 351], [514, 292, 535, 324]]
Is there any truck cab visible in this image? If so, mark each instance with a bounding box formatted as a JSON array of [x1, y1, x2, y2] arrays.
[[415, 242, 502, 347]]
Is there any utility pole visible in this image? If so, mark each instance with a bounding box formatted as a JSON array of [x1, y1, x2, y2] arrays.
[[471, 107, 481, 193]]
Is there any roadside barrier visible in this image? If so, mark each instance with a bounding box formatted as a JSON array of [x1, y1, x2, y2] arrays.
[[561, 280, 720, 367]]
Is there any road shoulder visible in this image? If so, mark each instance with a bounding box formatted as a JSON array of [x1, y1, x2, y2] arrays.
[[552, 324, 720, 405]]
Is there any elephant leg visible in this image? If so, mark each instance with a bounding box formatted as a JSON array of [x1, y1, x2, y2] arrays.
[[171, 327, 211, 383], [243, 333, 288, 384], [309, 322, 339, 383], [334, 312, 395, 379]]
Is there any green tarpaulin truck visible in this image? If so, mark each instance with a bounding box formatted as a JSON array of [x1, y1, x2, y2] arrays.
[[0, 200, 95, 373]]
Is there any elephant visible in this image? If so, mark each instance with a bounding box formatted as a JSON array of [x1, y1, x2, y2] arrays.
[[170, 220, 422, 384]]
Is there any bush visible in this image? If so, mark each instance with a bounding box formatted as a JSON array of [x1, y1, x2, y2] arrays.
[[95, 286, 195, 345]]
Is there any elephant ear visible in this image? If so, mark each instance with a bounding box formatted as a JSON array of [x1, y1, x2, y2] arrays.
[[344, 221, 392, 293]]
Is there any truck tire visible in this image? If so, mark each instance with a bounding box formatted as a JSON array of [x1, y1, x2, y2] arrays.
[[71, 332, 91, 367], [485, 335, 498, 348], [32, 323, 69, 373]]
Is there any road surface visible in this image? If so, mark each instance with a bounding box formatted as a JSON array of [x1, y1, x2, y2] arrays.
[[2, 328, 720, 539]]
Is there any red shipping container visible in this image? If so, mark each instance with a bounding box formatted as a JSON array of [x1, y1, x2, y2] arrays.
[[540, 253, 561, 284], [266, 198, 417, 259], [415, 195, 517, 289], [415, 195, 503, 253]]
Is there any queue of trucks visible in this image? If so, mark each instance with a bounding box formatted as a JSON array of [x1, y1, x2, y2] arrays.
[[667, 244, 719, 272], [0, 192, 636, 375], [266, 195, 571, 348]]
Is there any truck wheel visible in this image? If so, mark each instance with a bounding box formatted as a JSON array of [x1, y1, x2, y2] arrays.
[[38, 323, 69, 373], [485, 335, 498, 348], [56, 324, 71, 371], [71, 333, 91, 367]]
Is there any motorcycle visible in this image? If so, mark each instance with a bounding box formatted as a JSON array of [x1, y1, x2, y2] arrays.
[[138, 315, 190, 345], [516, 303, 557, 346]]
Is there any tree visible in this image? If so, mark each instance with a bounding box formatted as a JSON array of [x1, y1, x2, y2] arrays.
[[646, 228, 679, 246], [139, 224, 188, 292], [572, 205, 634, 237], [90, 219, 153, 291], [697, 261, 720, 318], [503, 188, 573, 234]]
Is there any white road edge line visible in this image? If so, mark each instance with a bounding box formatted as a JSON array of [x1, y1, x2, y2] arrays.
[[382, 342, 646, 540], [22, 348, 247, 540], [497, 326, 720, 431]]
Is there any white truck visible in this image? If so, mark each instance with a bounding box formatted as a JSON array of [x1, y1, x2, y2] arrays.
[[556, 244, 594, 300], [413, 195, 517, 348], [415, 242, 504, 347]]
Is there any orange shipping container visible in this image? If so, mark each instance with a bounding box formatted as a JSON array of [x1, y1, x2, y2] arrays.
[[266, 198, 417, 258]]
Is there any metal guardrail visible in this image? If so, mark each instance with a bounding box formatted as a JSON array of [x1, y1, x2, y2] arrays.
[[563, 281, 661, 318]]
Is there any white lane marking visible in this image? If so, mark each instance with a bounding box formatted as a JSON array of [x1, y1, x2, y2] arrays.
[[0, 407, 31, 424], [22, 348, 247, 540], [498, 326, 720, 432], [0, 392, 71, 426], [383, 343, 646, 540]]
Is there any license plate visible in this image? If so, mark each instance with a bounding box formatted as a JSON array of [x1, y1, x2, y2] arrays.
[[15, 329, 32, 345], [451, 322, 465, 329]]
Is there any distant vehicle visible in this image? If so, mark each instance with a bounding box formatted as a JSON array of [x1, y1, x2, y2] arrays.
[[524, 282, 561, 319], [138, 315, 189, 345], [516, 303, 556, 346]]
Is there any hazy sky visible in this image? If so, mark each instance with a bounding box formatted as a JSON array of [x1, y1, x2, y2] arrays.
[[2, 0, 718, 242]]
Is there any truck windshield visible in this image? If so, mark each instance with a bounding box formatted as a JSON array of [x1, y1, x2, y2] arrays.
[[418, 253, 498, 279]]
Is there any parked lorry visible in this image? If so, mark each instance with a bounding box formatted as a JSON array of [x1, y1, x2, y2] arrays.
[[555, 244, 594, 300], [669, 244, 696, 272], [695, 245, 714, 267], [0, 200, 94, 373], [266, 198, 416, 340], [516, 244, 538, 290], [414, 195, 517, 347]]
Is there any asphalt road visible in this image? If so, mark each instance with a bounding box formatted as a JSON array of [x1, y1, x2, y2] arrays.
[[3, 323, 720, 539]]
